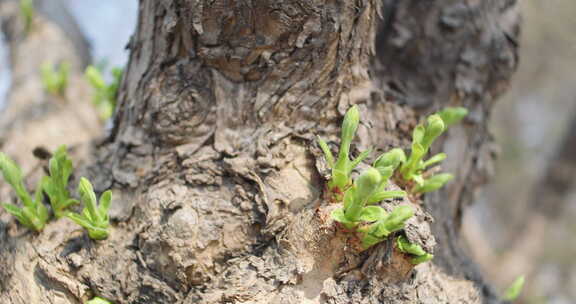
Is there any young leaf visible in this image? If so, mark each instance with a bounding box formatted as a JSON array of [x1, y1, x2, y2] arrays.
[[358, 206, 387, 222], [0, 153, 31, 206], [342, 187, 355, 211], [411, 253, 434, 264], [41, 62, 69, 97], [78, 178, 101, 223], [20, 0, 34, 34], [366, 190, 406, 204], [362, 205, 414, 248], [2, 203, 25, 221], [374, 148, 406, 170], [0, 153, 48, 231], [397, 235, 433, 264], [502, 275, 525, 301], [421, 114, 445, 150], [98, 190, 112, 219], [412, 124, 425, 145], [317, 137, 334, 168], [85, 66, 106, 90], [85, 65, 122, 120], [413, 173, 453, 193], [396, 235, 426, 256], [361, 233, 382, 249], [339, 105, 360, 155], [348, 149, 372, 172], [330, 105, 360, 190], [379, 205, 414, 235], [331, 207, 354, 228], [412, 174, 425, 186], [401, 143, 425, 180], [344, 168, 381, 222], [421, 153, 447, 169], [375, 166, 394, 182]]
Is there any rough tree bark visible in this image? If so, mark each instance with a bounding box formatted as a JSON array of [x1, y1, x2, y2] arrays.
[[0, 0, 519, 303]]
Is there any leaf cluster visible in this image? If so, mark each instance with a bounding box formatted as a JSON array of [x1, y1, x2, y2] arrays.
[[66, 178, 112, 240], [85, 65, 123, 120], [41, 62, 70, 98], [318, 106, 468, 253], [381, 107, 468, 194], [0, 153, 48, 231], [0, 147, 112, 239], [42, 145, 77, 218], [318, 106, 370, 194]]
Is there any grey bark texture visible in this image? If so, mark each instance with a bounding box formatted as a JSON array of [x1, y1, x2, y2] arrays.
[[0, 0, 520, 303]]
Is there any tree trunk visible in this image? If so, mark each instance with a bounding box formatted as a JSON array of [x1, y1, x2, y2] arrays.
[[0, 0, 519, 303]]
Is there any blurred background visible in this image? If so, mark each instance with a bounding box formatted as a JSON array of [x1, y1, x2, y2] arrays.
[[0, 1, 575, 303], [461, 1, 576, 303]]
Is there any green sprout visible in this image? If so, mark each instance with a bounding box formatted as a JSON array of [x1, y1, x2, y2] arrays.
[[396, 235, 433, 264], [377, 107, 467, 194], [502, 275, 525, 301], [41, 62, 70, 97], [318, 105, 371, 194], [42, 145, 78, 218], [0, 153, 49, 231], [320, 106, 466, 250], [358, 205, 414, 249], [20, 0, 33, 34], [86, 297, 113, 304], [66, 178, 112, 240], [85, 65, 123, 120]]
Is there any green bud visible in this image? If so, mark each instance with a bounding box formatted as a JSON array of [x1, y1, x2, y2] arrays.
[[340, 105, 360, 150], [331, 105, 361, 190], [354, 168, 382, 202], [344, 168, 381, 222], [438, 107, 468, 127], [374, 148, 406, 170], [421, 114, 445, 149]]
